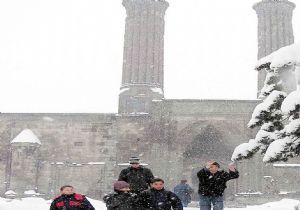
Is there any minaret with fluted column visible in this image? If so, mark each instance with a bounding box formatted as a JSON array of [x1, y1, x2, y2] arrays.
[[119, 0, 169, 114], [253, 0, 296, 96]]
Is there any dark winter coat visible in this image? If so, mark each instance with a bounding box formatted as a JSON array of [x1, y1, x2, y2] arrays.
[[139, 188, 183, 210], [173, 183, 193, 204], [118, 166, 154, 194], [197, 168, 239, 196], [103, 191, 138, 210], [49, 193, 95, 210]]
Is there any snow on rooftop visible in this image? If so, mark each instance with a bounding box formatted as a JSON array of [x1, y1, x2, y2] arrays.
[[151, 87, 163, 95], [87, 162, 105, 165], [273, 163, 300, 168], [119, 87, 130, 94], [4, 190, 17, 195], [236, 191, 263, 196], [43, 116, 54, 122], [117, 163, 149, 166], [129, 112, 149, 116], [50, 162, 105, 166], [279, 191, 297, 195], [24, 190, 40, 196], [11, 129, 41, 145]]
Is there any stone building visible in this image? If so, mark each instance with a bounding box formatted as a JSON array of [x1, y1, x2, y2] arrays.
[[0, 0, 299, 204]]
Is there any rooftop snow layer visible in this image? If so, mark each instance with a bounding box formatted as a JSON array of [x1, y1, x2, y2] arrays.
[[11, 129, 41, 145]]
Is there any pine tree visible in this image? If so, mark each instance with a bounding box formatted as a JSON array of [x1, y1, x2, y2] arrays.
[[263, 90, 300, 162], [232, 42, 300, 163]]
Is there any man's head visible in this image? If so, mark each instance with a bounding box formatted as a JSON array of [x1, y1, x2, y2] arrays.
[[60, 185, 74, 195], [207, 161, 220, 174], [150, 178, 165, 190], [206, 160, 215, 167], [129, 156, 140, 168], [114, 181, 130, 192]]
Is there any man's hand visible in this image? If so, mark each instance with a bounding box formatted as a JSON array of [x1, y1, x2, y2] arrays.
[[228, 163, 236, 172]]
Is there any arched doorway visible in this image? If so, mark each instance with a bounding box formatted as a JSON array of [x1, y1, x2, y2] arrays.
[[182, 124, 233, 200]]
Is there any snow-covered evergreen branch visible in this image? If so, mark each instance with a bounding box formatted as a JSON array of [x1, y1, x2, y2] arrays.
[[232, 42, 300, 163]]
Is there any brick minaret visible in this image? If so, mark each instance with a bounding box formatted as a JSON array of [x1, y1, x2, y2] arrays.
[[119, 0, 169, 114]]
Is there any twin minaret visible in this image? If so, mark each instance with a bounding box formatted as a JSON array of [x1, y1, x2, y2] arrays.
[[119, 0, 297, 114], [119, 0, 169, 114]]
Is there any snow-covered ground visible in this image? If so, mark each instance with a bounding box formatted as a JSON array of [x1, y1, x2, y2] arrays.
[[0, 197, 299, 210]]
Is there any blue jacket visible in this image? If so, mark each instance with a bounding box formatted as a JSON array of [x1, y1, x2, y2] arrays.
[[174, 183, 193, 203]]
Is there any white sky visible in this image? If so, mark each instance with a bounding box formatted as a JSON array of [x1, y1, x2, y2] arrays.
[[0, 0, 299, 113]]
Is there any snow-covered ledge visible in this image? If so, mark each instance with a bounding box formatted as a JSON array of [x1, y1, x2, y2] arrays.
[[273, 163, 300, 168]]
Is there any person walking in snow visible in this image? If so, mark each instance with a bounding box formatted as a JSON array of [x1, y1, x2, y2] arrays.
[[197, 161, 239, 210], [103, 181, 138, 210], [139, 178, 183, 210], [174, 179, 194, 207], [49, 185, 95, 210], [118, 156, 154, 195]]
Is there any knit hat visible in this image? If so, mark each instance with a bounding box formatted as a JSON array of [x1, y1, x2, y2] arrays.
[[129, 156, 140, 164], [114, 181, 130, 191]]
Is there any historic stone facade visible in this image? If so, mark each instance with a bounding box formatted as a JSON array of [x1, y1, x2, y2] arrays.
[[0, 0, 299, 205]]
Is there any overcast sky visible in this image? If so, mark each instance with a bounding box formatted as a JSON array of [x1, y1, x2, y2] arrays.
[[0, 0, 299, 113]]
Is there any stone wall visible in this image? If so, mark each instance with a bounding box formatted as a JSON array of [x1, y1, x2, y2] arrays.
[[0, 113, 117, 198]]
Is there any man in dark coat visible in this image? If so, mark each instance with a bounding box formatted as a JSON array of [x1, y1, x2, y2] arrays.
[[118, 156, 154, 195], [49, 185, 95, 210], [197, 161, 239, 210], [139, 178, 183, 210], [103, 181, 138, 210], [174, 179, 194, 207]]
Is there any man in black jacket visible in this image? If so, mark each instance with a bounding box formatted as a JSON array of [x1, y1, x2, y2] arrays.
[[197, 161, 239, 210], [118, 156, 154, 195], [103, 181, 138, 210], [139, 178, 183, 210]]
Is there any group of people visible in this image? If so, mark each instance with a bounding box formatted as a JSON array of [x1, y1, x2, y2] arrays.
[[104, 156, 183, 210], [49, 157, 239, 210]]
